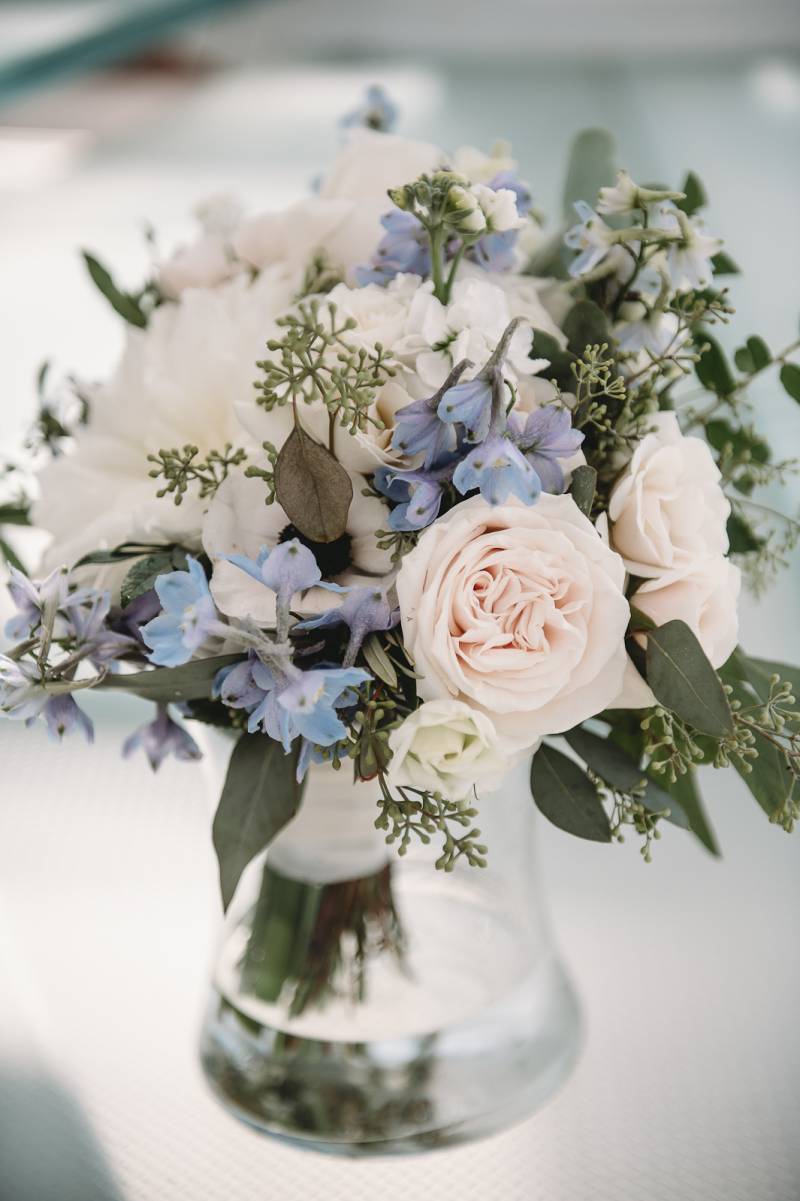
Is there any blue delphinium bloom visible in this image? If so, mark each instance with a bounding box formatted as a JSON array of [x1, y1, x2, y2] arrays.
[[39, 694, 94, 743], [0, 655, 95, 742], [373, 464, 445, 531], [564, 201, 616, 278], [390, 394, 458, 466], [5, 565, 73, 641], [213, 654, 266, 712], [509, 405, 585, 493], [122, 704, 201, 771], [296, 586, 399, 664], [277, 667, 370, 748], [436, 375, 495, 444], [225, 539, 322, 612], [355, 209, 430, 286], [141, 557, 217, 668], [453, 435, 542, 506], [341, 84, 398, 133]]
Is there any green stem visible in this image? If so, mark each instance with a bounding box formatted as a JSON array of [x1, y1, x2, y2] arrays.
[[429, 225, 446, 304], [443, 245, 465, 304]]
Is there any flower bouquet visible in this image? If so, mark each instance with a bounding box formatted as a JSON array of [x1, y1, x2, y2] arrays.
[[2, 88, 799, 1153]]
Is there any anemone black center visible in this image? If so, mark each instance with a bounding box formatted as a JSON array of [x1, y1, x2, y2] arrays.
[[278, 524, 353, 577]]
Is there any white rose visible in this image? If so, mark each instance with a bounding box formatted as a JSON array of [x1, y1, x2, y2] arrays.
[[33, 269, 298, 588], [387, 700, 508, 801], [607, 411, 729, 577], [632, 557, 741, 669], [396, 493, 631, 751]]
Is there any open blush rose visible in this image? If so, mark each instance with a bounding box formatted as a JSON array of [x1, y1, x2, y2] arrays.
[[396, 493, 631, 752]]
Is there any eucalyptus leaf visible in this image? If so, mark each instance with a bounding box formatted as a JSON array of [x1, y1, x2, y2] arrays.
[[564, 726, 686, 827], [212, 735, 303, 909], [74, 541, 179, 568], [531, 329, 575, 390], [779, 362, 800, 403], [694, 332, 735, 397], [96, 654, 241, 703], [361, 633, 398, 689], [563, 299, 609, 355], [677, 171, 707, 216], [82, 251, 147, 328], [726, 512, 764, 554], [561, 128, 617, 219], [569, 464, 597, 517], [711, 251, 740, 276], [530, 743, 611, 842], [274, 425, 353, 543], [120, 547, 188, 608], [646, 620, 734, 737], [658, 769, 719, 855], [0, 504, 31, 526]]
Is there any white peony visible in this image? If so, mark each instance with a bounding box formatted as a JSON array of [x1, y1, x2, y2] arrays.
[[606, 411, 730, 578], [632, 557, 741, 669], [396, 493, 631, 751], [387, 699, 508, 802], [158, 193, 246, 299], [202, 462, 393, 625], [33, 268, 299, 586]]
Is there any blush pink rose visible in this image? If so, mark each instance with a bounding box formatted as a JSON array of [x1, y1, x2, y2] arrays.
[[396, 493, 631, 751]]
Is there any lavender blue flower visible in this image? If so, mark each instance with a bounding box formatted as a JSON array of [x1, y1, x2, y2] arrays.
[[39, 694, 94, 743], [0, 656, 94, 742], [225, 539, 322, 612], [390, 394, 458, 466], [564, 201, 617, 278], [509, 405, 585, 493], [122, 704, 201, 770], [436, 375, 496, 444], [296, 586, 399, 664], [453, 435, 542, 506], [277, 667, 370, 748], [355, 209, 430, 286], [141, 557, 217, 668], [373, 464, 445, 531], [341, 85, 398, 133]]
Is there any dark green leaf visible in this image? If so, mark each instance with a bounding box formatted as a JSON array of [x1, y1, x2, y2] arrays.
[[659, 769, 719, 855], [569, 464, 597, 517], [628, 605, 657, 632], [563, 299, 609, 355], [719, 650, 793, 820], [779, 362, 800, 403], [120, 547, 188, 608], [82, 251, 147, 328], [677, 171, 707, 216], [531, 329, 575, 389], [726, 511, 765, 554], [274, 425, 353, 543], [711, 251, 740, 276], [0, 504, 31, 526], [0, 537, 26, 573], [96, 654, 241, 703], [564, 726, 643, 791], [706, 419, 769, 463], [361, 633, 397, 689], [749, 656, 800, 699], [746, 336, 771, 371], [530, 743, 611, 842], [212, 735, 303, 909], [646, 620, 734, 737], [74, 541, 178, 568], [694, 332, 735, 397], [734, 346, 754, 374], [561, 128, 617, 219]]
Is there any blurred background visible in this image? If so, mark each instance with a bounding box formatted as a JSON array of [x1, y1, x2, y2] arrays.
[[1, 3, 799, 1199]]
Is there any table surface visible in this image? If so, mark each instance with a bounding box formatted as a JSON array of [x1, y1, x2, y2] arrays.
[[1, 22, 799, 1201]]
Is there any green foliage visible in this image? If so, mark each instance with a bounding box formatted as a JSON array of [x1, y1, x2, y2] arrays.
[[676, 170, 707, 216], [375, 777, 488, 871], [569, 464, 597, 517], [660, 769, 720, 856], [147, 443, 246, 506], [645, 620, 734, 738], [96, 654, 241, 703], [563, 299, 610, 355], [733, 335, 771, 374], [693, 332, 736, 397], [779, 362, 800, 403], [243, 441, 279, 504], [212, 735, 303, 909], [530, 743, 612, 842], [119, 546, 189, 608], [82, 251, 148, 328], [711, 251, 740, 276], [273, 425, 353, 543]]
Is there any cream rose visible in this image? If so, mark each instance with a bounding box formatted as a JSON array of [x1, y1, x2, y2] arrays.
[[388, 700, 507, 801], [632, 557, 741, 669], [396, 493, 631, 750], [606, 411, 729, 577]]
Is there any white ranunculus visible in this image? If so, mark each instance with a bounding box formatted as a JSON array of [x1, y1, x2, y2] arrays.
[[606, 411, 730, 578], [202, 462, 393, 625], [387, 699, 508, 802], [33, 269, 298, 587], [396, 493, 630, 751], [632, 557, 741, 669]]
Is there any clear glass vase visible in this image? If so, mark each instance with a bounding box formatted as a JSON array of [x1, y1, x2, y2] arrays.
[[198, 730, 581, 1155]]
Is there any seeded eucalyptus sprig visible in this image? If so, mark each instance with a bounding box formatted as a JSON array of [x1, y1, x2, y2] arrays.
[[147, 443, 246, 505]]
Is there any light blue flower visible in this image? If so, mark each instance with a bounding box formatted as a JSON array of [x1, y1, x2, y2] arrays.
[[436, 374, 496, 444], [225, 539, 322, 611], [509, 405, 585, 494], [0, 655, 94, 741], [39, 694, 94, 743], [213, 654, 265, 711], [390, 394, 458, 466], [355, 209, 430, 286], [453, 435, 542, 506], [564, 201, 617, 278], [141, 557, 217, 667], [122, 704, 201, 771], [341, 85, 398, 133], [373, 464, 445, 531], [296, 586, 399, 664], [277, 667, 370, 748]]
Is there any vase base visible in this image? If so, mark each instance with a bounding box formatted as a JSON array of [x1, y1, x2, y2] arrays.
[[199, 953, 581, 1156]]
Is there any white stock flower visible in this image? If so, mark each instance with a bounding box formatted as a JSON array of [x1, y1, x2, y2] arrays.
[[396, 493, 630, 751], [387, 699, 508, 802], [33, 269, 298, 587], [445, 184, 487, 235], [469, 183, 525, 233], [606, 411, 730, 578], [202, 462, 393, 625]]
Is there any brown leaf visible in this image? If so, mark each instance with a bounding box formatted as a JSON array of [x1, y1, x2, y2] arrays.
[[274, 425, 353, 543]]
